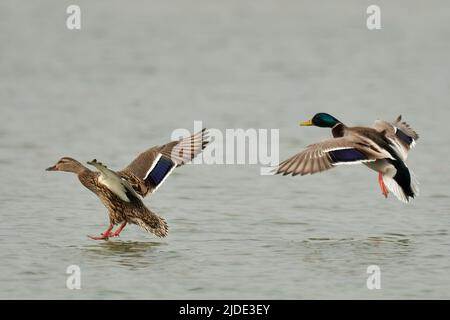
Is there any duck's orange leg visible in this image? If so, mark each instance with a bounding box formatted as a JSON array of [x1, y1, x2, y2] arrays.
[[88, 224, 113, 240], [109, 222, 127, 238], [378, 172, 389, 198]]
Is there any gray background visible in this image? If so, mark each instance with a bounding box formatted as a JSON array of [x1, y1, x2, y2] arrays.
[[0, 0, 449, 298]]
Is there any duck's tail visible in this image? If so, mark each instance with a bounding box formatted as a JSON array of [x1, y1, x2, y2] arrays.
[[132, 210, 168, 238], [383, 161, 419, 203]]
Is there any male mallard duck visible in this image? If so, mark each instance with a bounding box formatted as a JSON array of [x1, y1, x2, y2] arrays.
[[46, 129, 209, 240], [275, 113, 419, 203]]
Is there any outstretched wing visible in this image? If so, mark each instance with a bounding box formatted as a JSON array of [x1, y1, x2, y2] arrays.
[[372, 115, 419, 161], [275, 136, 390, 176], [119, 129, 209, 196]]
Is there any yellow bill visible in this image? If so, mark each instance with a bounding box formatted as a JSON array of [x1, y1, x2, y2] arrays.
[[299, 119, 313, 126]]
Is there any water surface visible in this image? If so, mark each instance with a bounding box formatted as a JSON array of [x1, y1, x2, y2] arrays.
[[1, 0, 449, 299]]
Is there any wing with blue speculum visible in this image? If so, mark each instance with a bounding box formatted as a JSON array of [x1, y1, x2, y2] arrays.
[[328, 148, 368, 163], [143, 154, 176, 192], [275, 137, 379, 176], [372, 115, 419, 161], [119, 129, 209, 196]]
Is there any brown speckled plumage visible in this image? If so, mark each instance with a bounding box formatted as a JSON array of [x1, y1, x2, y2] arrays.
[[46, 129, 209, 240], [77, 168, 168, 237]]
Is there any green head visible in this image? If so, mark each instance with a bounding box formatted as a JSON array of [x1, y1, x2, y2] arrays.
[[300, 113, 341, 128]]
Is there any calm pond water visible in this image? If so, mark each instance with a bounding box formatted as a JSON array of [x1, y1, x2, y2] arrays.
[[1, 0, 449, 299]]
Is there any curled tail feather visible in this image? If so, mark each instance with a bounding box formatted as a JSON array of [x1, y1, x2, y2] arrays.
[[132, 211, 168, 238]]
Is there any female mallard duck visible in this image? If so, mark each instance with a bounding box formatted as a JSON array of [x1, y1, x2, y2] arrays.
[[275, 113, 419, 203], [46, 129, 209, 240]]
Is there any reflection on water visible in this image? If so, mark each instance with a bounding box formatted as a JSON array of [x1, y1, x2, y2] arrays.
[[90, 240, 166, 255], [81, 241, 168, 269], [366, 234, 411, 247], [304, 233, 411, 245], [296, 234, 414, 277], [301, 233, 413, 256]]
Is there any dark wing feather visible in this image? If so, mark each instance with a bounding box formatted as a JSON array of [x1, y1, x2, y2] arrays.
[[394, 115, 419, 142], [119, 129, 209, 196], [275, 136, 383, 176], [160, 128, 210, 166], [372, 115, 418, 161]]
